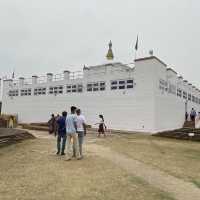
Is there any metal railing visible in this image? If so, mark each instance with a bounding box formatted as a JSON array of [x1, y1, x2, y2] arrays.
[[69, 71, 83, 80], [9, 70, 84, 87]]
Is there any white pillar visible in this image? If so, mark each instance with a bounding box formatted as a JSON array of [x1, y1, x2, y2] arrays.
[[32, 75, 38, 84], [3, 79, 13, 89], [19, 77, 25, 87], [47, 73, 53, 82], [64, 70, 70, 80], [83, 66, 90, 78]]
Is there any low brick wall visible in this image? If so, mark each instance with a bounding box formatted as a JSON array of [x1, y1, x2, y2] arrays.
[[154, 128, 200, 142], [0, 128, 35, 147]]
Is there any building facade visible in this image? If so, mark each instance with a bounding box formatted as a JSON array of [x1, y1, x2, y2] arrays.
[[1, 56, 200, 133]]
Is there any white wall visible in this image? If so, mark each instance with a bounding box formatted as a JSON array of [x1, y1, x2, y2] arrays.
[[153, 63, 200, 132], [1, 62, 156, 132], [2, 58, 200, 133]]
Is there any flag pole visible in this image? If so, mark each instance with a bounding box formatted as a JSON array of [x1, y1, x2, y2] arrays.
[[12, 68, 15, 79], [134, 35, 138, 62], [134, 50, 137, 61]]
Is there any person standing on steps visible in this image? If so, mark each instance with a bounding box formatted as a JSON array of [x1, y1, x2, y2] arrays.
[[190, 108, 196, 121], [56, 111, 67, 155], [185, 111, 188, 121]]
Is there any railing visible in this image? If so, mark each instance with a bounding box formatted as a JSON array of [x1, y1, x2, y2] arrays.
[[70, 71, 83, 80], [9, 70, 84, 87], [24, 78, 32, 85], [38, 76, 46, 84], [53, 73, 64, 82]]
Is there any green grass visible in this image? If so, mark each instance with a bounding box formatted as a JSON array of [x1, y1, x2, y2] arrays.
[[182, 149, 200, 160], [155, 193, 176, 200], [128, 175, 176, 200], [192, 180, 200, 188]]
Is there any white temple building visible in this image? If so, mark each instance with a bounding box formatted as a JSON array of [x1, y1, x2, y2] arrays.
[[1, 42, 200, 133]]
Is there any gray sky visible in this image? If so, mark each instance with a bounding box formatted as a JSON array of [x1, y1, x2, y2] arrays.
[[0, 0, 200, 86]]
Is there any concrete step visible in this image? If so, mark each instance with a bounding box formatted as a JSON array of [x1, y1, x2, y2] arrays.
[[183, 121, 195, 128]]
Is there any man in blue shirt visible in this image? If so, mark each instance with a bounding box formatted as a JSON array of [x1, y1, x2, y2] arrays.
[[56, 111, 67, 155], [65, 106, 80, 160]]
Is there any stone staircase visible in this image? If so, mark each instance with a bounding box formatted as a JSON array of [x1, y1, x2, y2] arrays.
[[183, 120, 195, 128]]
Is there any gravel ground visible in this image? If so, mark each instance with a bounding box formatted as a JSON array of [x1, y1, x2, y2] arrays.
[[1, 131, 200, 200]]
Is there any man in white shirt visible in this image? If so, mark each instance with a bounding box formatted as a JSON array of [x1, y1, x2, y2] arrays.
[[75, 109, 86, 159], [65, 106, 80, 160]]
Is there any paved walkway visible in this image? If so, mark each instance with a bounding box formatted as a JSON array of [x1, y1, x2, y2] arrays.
[[87, 144, 200, 200]]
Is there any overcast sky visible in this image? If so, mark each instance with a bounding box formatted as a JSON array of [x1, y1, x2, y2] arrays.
[[0, 0, 199, 86]]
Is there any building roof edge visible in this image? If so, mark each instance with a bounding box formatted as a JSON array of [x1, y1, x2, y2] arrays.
[[135, 56, 167, 67]]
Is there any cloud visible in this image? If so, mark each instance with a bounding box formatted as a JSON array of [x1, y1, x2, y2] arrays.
[[0, 0, 199, 87]]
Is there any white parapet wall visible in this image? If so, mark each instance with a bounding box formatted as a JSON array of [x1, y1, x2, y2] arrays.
[[2, 56, 200, 133]]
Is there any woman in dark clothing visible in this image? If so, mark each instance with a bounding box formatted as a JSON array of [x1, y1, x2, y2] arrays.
[[48, 114, 56, 134], [96, 115, 107, 137]]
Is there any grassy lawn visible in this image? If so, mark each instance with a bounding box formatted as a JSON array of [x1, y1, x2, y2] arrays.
[[0, 137, 177, 200], [96, 133, 200, 186]]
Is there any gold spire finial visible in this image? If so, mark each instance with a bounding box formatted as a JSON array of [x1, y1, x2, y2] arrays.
[[106, 40, 114, 60]]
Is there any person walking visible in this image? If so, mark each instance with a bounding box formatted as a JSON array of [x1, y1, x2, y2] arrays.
[[65, 106, 80, 161], [75, 109, 86, 159], [56, 111, 67, 155], [96, 114, 107, 137]]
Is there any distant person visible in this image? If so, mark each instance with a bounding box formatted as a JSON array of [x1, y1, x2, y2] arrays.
[[65, 106, 80, 161], [8, 116, 14, 128], [185, 112, 188, 121], [56, 111, 67, 155], [190, 108, 196, 121], [195, 112, 200, 129], [75, 109, 86, 159], [48, 114, 56, 134], [54, 114, 60, 136], [96, 114, 107, 137]]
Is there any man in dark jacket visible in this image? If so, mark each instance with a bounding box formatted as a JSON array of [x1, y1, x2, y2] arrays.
[[56, 111, 67, 155]]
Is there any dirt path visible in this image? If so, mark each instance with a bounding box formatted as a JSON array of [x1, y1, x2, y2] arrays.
[[86, 144, 200, 200], [30, 130, 200, 200]]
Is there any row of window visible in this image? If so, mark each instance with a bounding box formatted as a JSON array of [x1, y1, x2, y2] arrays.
[[21, 89, 31, 96], [87, 82, 106, 92], [34, 88, 46, 95], [8, 79, 134, 97], [8, 90, 19, 97], [159, 79, 200, 105], [49, 86, 63, 94], [111, 80, 134, 90], [67, 84, 83, 93], [176, 90, 200, 104]]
